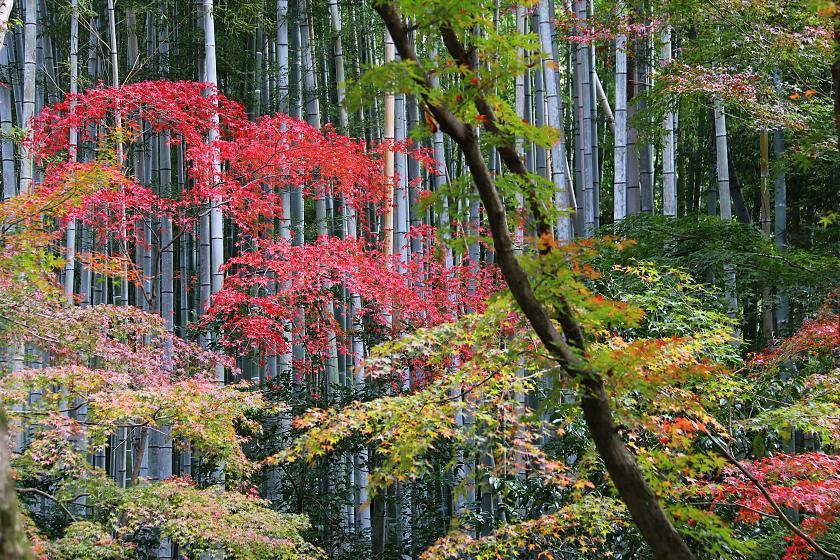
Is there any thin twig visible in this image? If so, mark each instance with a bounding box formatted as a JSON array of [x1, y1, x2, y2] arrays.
[[692, 501, 779, 520]]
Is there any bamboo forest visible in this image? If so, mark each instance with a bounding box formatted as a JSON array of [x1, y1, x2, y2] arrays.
[[0, 0, 838, 558]]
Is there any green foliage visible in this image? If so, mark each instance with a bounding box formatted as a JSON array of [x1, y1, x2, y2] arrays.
[[421, 495, 630, 559], [747, 400, 840, 446], [26, 479, 321, 560], [43, 521, 130, 560], [354, 0, 556, 155], [284, 298, 555, 497], [613, 214, 839, 338], [599, 260, 740, 361], [119, 480, 320, 560]]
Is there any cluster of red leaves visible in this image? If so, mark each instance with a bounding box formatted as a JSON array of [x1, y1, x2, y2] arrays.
[[709, 452, 840, 559], [30, 81, 245, 156], [212, 114, 394, 235], [27, 81, 392, 237], [206, 231, 502, 368], [29, 81, 245, 191], [656, 417, 706, 447], [26, 79, 503, 380], [749, 293, 839, 367]]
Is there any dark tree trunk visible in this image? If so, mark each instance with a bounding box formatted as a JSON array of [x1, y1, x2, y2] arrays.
[[727, 156, 751, 225], [372, 5, 697, 560], [0, 409, 33, 560], [371, 495, 385, 558], [129, 426, 149, 486]]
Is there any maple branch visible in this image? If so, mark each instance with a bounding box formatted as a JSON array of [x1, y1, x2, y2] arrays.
[[68, 493, 90, 505], [692, 501, 779, 520], [707, 434, 838, 560], [0, 313, 61, 344], [0, 190, 80, 234], [16, 401, 89, 416], [278, 457, 303, 504], [438, 23, 551, 240], [17, 488, 78, 522], [427, 372, 499, 405], [85, 418, 162, 429]]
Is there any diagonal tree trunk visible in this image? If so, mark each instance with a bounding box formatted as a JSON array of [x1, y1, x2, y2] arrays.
[[372, 7, 697, 559]]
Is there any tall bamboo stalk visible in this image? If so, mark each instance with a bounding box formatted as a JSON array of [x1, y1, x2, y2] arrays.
[[19, 0, 35, 195], [0, 40, 13, 201], [537, 0, 572, 240], [574, 0, 594, 236], [156, 7, 175, 523], [63, 0, 79, 303], [613, 0, 627, 224], [636, 7, 653, 214], [0, 0, 13, 57], [106, 0, 129, 309], [514, 7, 527, 249], [661, 25, 676, 217], [384, 31, 395, 258], [713, 97, 738, 316], [773, 126, 788, 328]]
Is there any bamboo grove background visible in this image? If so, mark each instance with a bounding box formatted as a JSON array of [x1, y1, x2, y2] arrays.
[[0, 0, 837, 558]]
